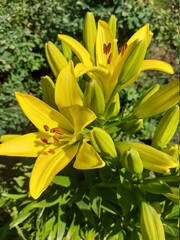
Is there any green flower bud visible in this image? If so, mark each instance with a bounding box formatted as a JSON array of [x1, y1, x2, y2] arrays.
[[120, 119, 143, 134], [108, 15, 117, 38], [84, 79, 105, 116], [134, 84, 160, 108], [140, 201, 165, 240], [152, 105, 179, 148], [121, 148, 143, 174], [115, 142, 178, 173], [133, 79, 179, 118], [41, 76, 57, 109], [89, 127, 117, 158], [106, 93, 120, 118], [45, 41, 67, 78], [83, 12, 97, 63], [162, 144, 179, 159]]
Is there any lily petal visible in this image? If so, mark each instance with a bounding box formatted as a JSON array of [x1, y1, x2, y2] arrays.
[[96, 20, 118, 68], [30, 143, 79, 199], [73, 141, 105, 169], [74, 63, 109, 93], [127, 24, 153, 46], [141, 60, 174, 74], [0, 134, 21, 143], [16, 92, 73, 133], [74, 63, 108, 79], [0, 132, 47, 157], [69, 105, 97, 136], [58, 34, 93, 67], [55, 61, 83, 108]]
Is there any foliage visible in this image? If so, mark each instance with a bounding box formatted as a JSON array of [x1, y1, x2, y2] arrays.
[[0, 158, 179, 240]]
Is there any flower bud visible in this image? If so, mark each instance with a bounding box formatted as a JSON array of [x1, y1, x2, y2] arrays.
[[83, 12, 97, 63], [89, 127, 117, 158], [41, 76, 57, 109], [140, 201, 165, 240], [133, 79, 179, 118], [108, 15, 117, 38], [162, 144, 179, 159], [152, 105, 179, 148], [106, 93, 120, 118], [121, 148, 143, 174], [45, 41, 67, 78], [83, 79, 105, 116], [115, 142, 178, 173], [120, 119, 143, 134], [134, 84, 160, 108]]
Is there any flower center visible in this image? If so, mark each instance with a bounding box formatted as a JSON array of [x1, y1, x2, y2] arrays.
[[41, 125, 65, 154]]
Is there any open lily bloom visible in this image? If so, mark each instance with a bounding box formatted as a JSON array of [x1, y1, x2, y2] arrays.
[[0, 62, 105, 199], [58, 13, 174, 106]]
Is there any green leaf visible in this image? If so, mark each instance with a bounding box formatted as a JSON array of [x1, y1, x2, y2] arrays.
[[65, 217, 80, 240], [165, 204, 179, 220], [141, 181, 172, 194], [89, 187, 102, 218], [2, 193, 27, 200], [164, 222, 179, 237], [76, 200, 96, 226], [57, 199, 67, 240], [53, 175, 71, 187], [116, 185, 135, 215]]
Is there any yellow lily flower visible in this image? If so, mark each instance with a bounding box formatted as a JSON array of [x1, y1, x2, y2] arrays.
[[58, 15, 174, 106], [0, 63, 105, 199]]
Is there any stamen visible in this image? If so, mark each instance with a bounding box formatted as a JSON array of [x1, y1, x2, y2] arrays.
[[103, 43, 111, 54], [50, 128, 64, 135], [107, 53, 113, 64], [121, 43, 128, 56], [48, 149, 55, 154], [53, 136, 61, 144], [41, 138, 49, 144], [43, 125, 49, 131]]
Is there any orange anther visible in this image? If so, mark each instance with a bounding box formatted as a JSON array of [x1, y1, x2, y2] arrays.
[[41, 138, 49, 144], [50, 128, 64, 135], [107, 52, 113, 64], [43, 125, 49, 131], [121, 43, 128, 56], [103, 43, 111, 54], [48, 149, 55, 154], [53, 136, 61, 144]]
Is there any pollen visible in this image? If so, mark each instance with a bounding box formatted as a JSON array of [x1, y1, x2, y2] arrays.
[[50, 127, 64, 135]]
